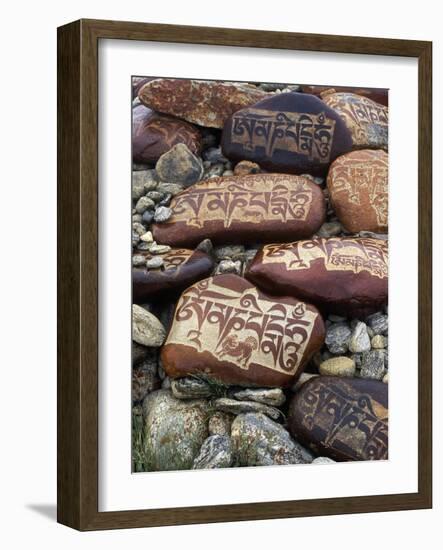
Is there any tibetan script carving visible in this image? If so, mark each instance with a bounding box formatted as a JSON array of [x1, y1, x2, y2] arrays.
[[231, 108, 336, 162], [261, 238, 388, 279], [166, 277, 319, 375]]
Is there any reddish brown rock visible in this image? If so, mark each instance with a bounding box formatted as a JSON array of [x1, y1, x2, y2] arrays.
[[299, 85, 388, 107], [138, 79, 268, 128], [321, 90, 388, 149], [327, 149, 388, 233], [132, 104, 202, 164], [152, 174, 326, 247], [132, 76, 156, 98], [246, 237, 388, 317], [133, 248, 214, 302], [288, 376, 388, 461], [221, 92, 353, 176], [162, 274, 325, 388]]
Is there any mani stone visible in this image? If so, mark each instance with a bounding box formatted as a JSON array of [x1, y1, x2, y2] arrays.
[[161, 274, 325, 388], [142, 389, 210, 471], [299, 85, 388, 107], [327, 149, 388, 233], [132, 248, 214, 302], [138, 78, 268, 128], [221, 92, 353, 176], [132, 104, 202, 164], [288, 376, 388, 461], [245, 237, 388, 318], [321, 90, 388, 149], [231, 413, 312, 466], [152, 174, 326, 248]]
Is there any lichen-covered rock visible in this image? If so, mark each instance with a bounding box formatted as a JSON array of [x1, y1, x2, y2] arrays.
[[208, 411, 233, 436], [132, 351, 160, 401], [214, 397, 282, 420], [230, 387, 286, 407], [138, 78, 269, 128], [132, 305, 166, 347], [142, 389, 210, 471], [231, 413, 312, 466], [192, 435, 233, 469], [170, 377, 214, 399]]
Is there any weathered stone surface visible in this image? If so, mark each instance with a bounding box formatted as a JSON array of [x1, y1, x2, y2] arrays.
[[132, 104, 202, 164], [312, 456, 336, 464], [209, 411, 233, 436], [348, 321, 371, 353], [142, 389, 210, 471], [132, 305, 166, 347], [327, 149, 388, 233], [299, 84, 388, 107], [231, 413, 312, 466], [152, 174, 326, 247], [366, 312, 388, 335], [221, 92, 353, 176], [319, 356, 356, 377], [360, 350, 386, 380], [214, 397, 282, 420], [321, 90, 388, 149], [161, 274, 325, 388], [170, 377, 214, 399], [192, 435, 233, 469], [230, 387, 286, 407], [132, 352, 161, 402], [288, 376, 388, 461], [132, 248, 214, 302], [155, 143, 204, 186], [233, 160, 262, 176], [138, 78, 268, 128], [133, 341, 150, 365], [132, 76, 155, 98], [246, 237, 388, 317], [325, 322, 351, 354]]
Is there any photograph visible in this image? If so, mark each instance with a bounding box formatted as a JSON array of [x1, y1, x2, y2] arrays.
[[131, 76, 389, 472]]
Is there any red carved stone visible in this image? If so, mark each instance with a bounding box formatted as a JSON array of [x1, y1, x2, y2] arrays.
[[161, 274, 325, 388], [245, 237, 388, 317]]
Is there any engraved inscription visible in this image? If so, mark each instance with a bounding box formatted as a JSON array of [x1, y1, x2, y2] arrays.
[[160, 249, 194, 271], [166, 278, 318, 375], [169, 176, 315, 229], [262, 238, 388, 279], [299, 380, 388, 460], [231, 108, 336, 162]]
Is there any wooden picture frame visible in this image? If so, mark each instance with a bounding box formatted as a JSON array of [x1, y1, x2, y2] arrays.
[[57, 18, 432, 531]]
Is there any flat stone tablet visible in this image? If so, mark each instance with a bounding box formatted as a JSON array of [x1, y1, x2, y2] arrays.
[[132, 104, 202, 164], [327, 149, 388, 233], [161, 274, 325, 388], [138, 79, 269, 128], [152, 174, 326, 247], [132, 248, 214, 302], [221, 92, 353, 175], [288, 376, 388, 461], [245, 237, 388, 317], [321, 91, 389, 149]]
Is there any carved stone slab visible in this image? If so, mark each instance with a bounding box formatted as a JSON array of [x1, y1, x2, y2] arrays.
[[221, 92, 353, 175], [132, 104, 202, 164], [288, 376, 388, 461], [161, 274, 325, 388], [152, 174, 326, 247], [133, 248, 214, 302], [321, 91, 389, 149], [327, 149, 388, 233], [138, 79, 269, 128], [245, 237, 388, 317], [299, 85, 388, 107]]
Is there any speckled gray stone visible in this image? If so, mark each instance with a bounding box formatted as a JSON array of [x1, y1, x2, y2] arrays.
[[192, 435, 233, 469], [359, 350, 386, 380], [208, 411, 233, 436], [366, 312, 389, 335], [230, 387, 286, 407], [231, 413, 312, 467], [348, 322, 371, 353], [312, 456, 336, 464], [153, 206, 172, 223], [325, 322, 351, 354], [171, 377, 214, 400], [132, 305, 166, 347], [142, 389, 210, 471], [214, 398, 281, 420]]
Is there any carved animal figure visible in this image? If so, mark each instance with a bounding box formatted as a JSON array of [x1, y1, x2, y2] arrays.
[[216, 334, 258, 368]]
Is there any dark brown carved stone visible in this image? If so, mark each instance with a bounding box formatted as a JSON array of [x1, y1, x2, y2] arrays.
[[245, 237, 388, 317], [133, 248, 214, 302], [288, 376, 388, 461], [152, 174, 326, 247], [321, 91, 389, 150], [161, 274, 325, 388], [138, 79, 269, 128], [132, 104, 202, 164], [327, 149, 388, 233], [299, 85, 388, 107], [221, 92, 353, 176]]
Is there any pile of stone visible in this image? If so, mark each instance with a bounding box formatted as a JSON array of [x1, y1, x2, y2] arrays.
[[131, 77, 389, 472]]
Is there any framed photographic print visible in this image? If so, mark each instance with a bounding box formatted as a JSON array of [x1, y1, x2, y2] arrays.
[[57, 19, 432, 530]]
